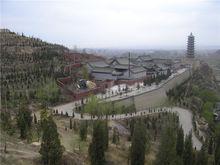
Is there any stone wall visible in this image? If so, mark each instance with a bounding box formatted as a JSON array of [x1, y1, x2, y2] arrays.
[[113, 69, 191, 111]]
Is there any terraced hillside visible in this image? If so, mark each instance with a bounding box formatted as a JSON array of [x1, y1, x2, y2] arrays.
[[0, 29, 69, 108]]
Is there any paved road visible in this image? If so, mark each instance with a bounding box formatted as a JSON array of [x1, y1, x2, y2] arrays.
[[51, 106, 202, 150]]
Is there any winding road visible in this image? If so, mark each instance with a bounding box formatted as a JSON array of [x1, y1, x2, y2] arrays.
[[52, 105, 202, 150]]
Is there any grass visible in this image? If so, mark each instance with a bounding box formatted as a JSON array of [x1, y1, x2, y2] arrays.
[[202, 110, 213, 123], [202, 101, 214, 123]]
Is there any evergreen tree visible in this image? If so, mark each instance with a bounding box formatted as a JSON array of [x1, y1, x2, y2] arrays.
[[129, 119, 135, 139], [208, 137, 213, 155], [16, 103, 32, 139], [89, 120, 105, 165], [34, 113, 37, 124], [112, 127, 120, 144], [215, 131, 220, 165], [155, 126, 178, 165], [69, 118, 73, 129], [176, 126, 184, 157], [0, 111, 13, 134], [196, 145, 208, 165], [79, 120, 88, 141], [39, 116, 63, 165], [103, 120, 109, 150], [0, 110, 14, 153], [130, 120, 147, 165], [136, 83, 140, 90], [183, 133, 193, 165]]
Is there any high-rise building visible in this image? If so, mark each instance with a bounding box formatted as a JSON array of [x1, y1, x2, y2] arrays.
[[187, 33, 195, 58]]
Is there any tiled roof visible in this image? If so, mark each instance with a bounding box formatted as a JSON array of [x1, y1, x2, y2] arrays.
[[112, 70, 123, 76], [92, 67, 113, 74], [113, 64, 129, 69], [88, 60, 109, 68], [153, 58, 173, 65], [114, 57, 135, 65], [130, 66, 146, 73], [141, 62, 155, 68]]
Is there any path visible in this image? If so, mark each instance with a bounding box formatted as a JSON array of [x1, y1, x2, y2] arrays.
[[51, 105, 202, 150]]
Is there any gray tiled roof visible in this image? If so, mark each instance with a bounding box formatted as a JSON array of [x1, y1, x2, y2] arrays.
[[92, 67, 113, 73], [141, 62, 155, 68], [113, 64, 129, 69], [114, 57, 135, 65], [87, 60, 109, 68], [112, 70, 123, 76], [130, 66, 146, 73]]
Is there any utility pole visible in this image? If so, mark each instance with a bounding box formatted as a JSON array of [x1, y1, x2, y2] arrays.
[[129, 52, 131, 78]]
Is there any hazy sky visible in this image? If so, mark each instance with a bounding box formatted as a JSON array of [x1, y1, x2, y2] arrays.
[[1, 0, 220, 49]]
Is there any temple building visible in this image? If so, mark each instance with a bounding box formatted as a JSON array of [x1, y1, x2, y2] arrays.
[[86, 55, 172, 81], [187, 33, 195, 58]]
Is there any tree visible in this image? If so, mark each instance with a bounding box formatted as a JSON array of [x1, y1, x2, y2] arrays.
[[89, 120, 105, 165], [136, 83, 140, 90], [69, 118, 73, 129], [183, 133, 193, 165], [82, 66, 89, 80], [0, 111, 13, 134], [208, 137, 213, 155], [39, 116, 63, 165], [34, 113, 38, 124], [130, 120, 147, 165], [143, 78, 147, 86], [103, 120, 109, 150], [0, 110, 14, 153], [215, 131, 220, 165], [84, 95, 107, 118], [176, 126, 184, 157], [196, 145, 208, 165], [129, 119, 135, 140], [16, 103, 32, 139], [125, 84, 129, 96], [155, 126, 178, 165], [79, 120, 88, 141], [84, 95, 99, 117], [112, 127, 120, 144], [36, 79, 60, 105]]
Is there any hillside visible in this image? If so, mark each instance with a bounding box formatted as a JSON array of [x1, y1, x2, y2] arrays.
[[0, 29, 69, 108], [0, 29, 68, 64], [167, 62, 220, 126]]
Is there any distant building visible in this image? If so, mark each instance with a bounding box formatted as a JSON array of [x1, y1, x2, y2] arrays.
[[187, 33, 195, 58], [86, 54, 173, 81]]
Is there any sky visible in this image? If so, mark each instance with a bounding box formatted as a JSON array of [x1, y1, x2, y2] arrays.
[[1, 0, 220, 49]]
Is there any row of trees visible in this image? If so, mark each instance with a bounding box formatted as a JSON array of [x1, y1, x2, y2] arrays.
[[81, 95, 136, 117], [88, 120, 147, 165], [155, 123, 220, 165], [0, 104, 64, 165]]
